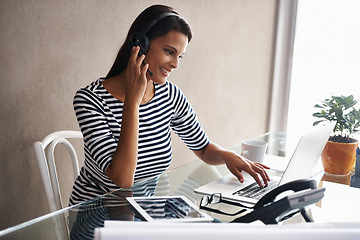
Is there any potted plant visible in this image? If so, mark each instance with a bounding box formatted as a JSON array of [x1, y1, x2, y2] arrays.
[[313, 95, 360, 175]]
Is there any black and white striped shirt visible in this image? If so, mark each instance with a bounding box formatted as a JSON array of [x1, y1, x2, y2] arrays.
[[69, 79, 209, 205]]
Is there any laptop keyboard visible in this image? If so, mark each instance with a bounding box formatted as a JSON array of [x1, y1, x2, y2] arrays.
[[232, 180, 279, 200]]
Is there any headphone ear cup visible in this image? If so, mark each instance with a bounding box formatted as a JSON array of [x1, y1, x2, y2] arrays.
[[140, 35, 149, 55], [129, 33, 149, 56], [129, 33, 140, 49]]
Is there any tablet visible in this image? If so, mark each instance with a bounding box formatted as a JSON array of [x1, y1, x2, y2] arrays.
[[126, 195, 213, 222]]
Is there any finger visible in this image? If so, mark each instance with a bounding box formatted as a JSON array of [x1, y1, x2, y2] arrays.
[[263, 169, 270, 181], [238, 156, 263, 186], [258, 169, 269, 186], [141, 63, 149, 77], [253, 163, 270, 178], [245, 166, 264, 187], [231, 168, 244, 183], [129, 46, 140, 64], [256, 163, 271, 169], [253, 164, 270, 185], [136, 54, 146, 69]]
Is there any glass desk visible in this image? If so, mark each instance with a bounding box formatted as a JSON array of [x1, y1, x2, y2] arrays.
[[1, 132, 359, 240]]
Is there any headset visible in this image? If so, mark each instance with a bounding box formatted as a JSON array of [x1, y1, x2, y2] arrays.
[[129, 12, 180, 56], [129, 12, 180, 76]]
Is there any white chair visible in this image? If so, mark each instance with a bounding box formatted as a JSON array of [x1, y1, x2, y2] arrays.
[[34, 130, 83, 212]]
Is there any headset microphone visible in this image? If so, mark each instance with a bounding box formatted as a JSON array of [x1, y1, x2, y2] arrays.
[[143, 60, 153, 76], [129, 12, 180, 78]]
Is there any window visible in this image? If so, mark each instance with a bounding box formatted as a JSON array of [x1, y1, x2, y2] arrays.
[[286, 0, 360, 143]]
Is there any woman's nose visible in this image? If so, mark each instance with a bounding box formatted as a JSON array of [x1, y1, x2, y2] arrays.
[[171, 57, 179, 69]]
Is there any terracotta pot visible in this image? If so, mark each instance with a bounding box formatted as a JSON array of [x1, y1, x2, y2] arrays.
[[321, 141, 358, 175]]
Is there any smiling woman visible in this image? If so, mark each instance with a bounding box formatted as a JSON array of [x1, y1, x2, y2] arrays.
[[69, 4, 270, 206]]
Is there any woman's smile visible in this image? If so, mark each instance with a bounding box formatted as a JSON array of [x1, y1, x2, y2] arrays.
[[160, 66, 171, 76]]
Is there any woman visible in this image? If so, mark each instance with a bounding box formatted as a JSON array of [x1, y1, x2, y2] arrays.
[[69, 5, 269, 205]]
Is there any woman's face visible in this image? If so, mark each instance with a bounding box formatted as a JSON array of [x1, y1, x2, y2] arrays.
[[145, 30, 188, 84]]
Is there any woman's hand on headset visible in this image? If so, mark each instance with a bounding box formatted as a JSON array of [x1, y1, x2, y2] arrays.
[[124, 46, 149, 106]]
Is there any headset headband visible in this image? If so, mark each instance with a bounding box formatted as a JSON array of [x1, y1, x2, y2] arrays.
[[137, 12, 180, 39]]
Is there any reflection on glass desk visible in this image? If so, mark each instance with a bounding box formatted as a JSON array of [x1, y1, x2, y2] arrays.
[[1, 132, 359, 240]]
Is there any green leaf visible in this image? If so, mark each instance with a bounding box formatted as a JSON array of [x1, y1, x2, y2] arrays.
[[313, 95, 360, 136], [313, 120, 324, 126]]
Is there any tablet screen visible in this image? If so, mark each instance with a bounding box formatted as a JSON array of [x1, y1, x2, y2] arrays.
[[126, 196, 213, 222]]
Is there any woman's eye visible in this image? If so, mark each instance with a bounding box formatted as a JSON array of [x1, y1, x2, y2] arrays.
[[164, 49, 183, 59], [164, 49, 173, 55]]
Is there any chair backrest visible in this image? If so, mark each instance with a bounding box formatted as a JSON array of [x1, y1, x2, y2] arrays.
[[34, 130, 83, 212]]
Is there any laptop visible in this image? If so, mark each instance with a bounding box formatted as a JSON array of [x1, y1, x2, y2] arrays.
[[195, 124, 334, 205]]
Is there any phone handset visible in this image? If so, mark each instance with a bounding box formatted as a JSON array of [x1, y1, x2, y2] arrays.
[[254, 179, 317, 209], [231, 179, 324, 224]]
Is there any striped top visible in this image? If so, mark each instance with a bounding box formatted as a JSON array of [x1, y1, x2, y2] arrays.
[[69, 79, 209, 205]]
